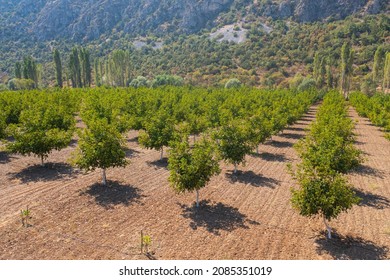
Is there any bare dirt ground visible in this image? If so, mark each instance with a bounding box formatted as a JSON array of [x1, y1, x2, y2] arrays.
[[0, 106, 389, 260]]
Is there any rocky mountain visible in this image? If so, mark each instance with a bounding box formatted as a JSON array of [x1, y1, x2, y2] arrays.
[[0, 0, 388, 42], [260, 0, 388, 22]]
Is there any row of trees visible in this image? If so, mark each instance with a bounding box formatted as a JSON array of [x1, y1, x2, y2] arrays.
[[0, 91, 76, 165], [0, 87, 317, 207], [312, 43, 389, 98], [290, 91, 362, 239], [68, 47, 92, 88], [350, 92, 390, 140], [53, 48, 184, 89]]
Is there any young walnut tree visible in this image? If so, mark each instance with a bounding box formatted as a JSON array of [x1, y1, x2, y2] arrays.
[[7, 103, 74, 165], [72, 118, 127, 186], [168, 134, 220, 208], [213, 120, 253, 174], [139, 112, 175, 160]]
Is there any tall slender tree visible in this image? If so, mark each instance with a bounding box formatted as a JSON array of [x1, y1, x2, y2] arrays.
[[14, 62, 22, 79], [107, 50, 131, 87], [318, 57, 326, 88], [22, 56, 38, 85], [53, 49, 63, 88], [326, 64, 333, 89], [80, 48, 91, 87], [383, 52, 390, 93], [94, 58, 102, 87], [340, 42, 354, 100], [313, 52, 321, 83], [69, 47, 82, 88], [372, 46, 384, 88]]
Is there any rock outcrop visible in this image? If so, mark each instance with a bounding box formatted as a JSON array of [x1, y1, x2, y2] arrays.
[[0, 0, 388, 42]]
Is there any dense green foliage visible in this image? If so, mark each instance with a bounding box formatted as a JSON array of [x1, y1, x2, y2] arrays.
[[7, 78, 36, 90], [5, 91, 75, 164], [0, 15, 388, 89], [213, 120, 253, 173], [72, 118, 128, 185], [53, 49, 63, 88], [296, 92, 362, 173], [383, 53, 390, 92], [168, 133, 220, 207], [138, 112, 175, 159], [350, 92, 390, 140], [225, 78, 242, 89], [1, 86, 316, 188], [291, 91, 361, 238]]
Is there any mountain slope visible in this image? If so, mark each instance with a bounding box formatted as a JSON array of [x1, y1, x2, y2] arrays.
[[0, 0, 388, 42]]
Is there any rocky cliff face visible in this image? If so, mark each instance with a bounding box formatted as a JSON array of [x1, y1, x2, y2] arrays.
[[261, 0, 388, 22], [4, 0, 234, 41], [0, 0, 388, 42]]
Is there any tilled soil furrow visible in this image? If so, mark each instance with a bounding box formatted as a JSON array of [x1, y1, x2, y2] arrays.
[[7, 104, 389, 259]]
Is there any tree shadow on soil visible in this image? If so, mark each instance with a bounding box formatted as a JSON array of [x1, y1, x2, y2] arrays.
[[353, 188, 390, 210], [351, 165, 385, 179], [299, 116, 315, 122], [266, 140, 293, 148], [127, 136, 139, 143], [8, 162, 79, 183], [124, 147, 140, 158], [286, 127, 305, 132], [81, 180, 145, 209], [280, 132, 303, 140], [252, 152, 287, 162], [69, 139, 78, 147], [147, 158, 168, 169], [178, 200, 260, 235], [315, 232, 388, 260], [0, 151, 14, 164], [225, 170, 279, 188]]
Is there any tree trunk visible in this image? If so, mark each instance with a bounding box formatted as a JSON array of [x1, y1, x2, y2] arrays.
[[196, 190, 199, 208], [323, 215, 332, 239], [41, 155, 44, 166], [102, 168, 107, 186], [160, 147, 163, 161], [234, 164, 237, 174], [193, 134, 196, 144], [256, 145, 259, 154]]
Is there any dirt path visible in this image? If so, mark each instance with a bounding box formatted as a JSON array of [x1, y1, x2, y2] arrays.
[[0, 105, 388, 260]]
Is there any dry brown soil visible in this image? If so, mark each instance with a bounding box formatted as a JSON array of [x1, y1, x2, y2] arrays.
[[0, 106, 389, 260]]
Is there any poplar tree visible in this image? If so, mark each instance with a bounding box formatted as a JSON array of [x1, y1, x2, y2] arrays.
[[326, 63, 333, 89], [318, 57, 326, 88], [69, 48, 82, 88], [372, 46, 384, 87], [53, 49, 63, 88], [94, 58, 102, 87], [107, 50, 131, 87], [22, 56, 38, 85], [14, 62, 22, 79], [383, 52, 390, 93], [340, 42, 354, 100], [313, 52, 321, 83], [80, 48, 91, 87]]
